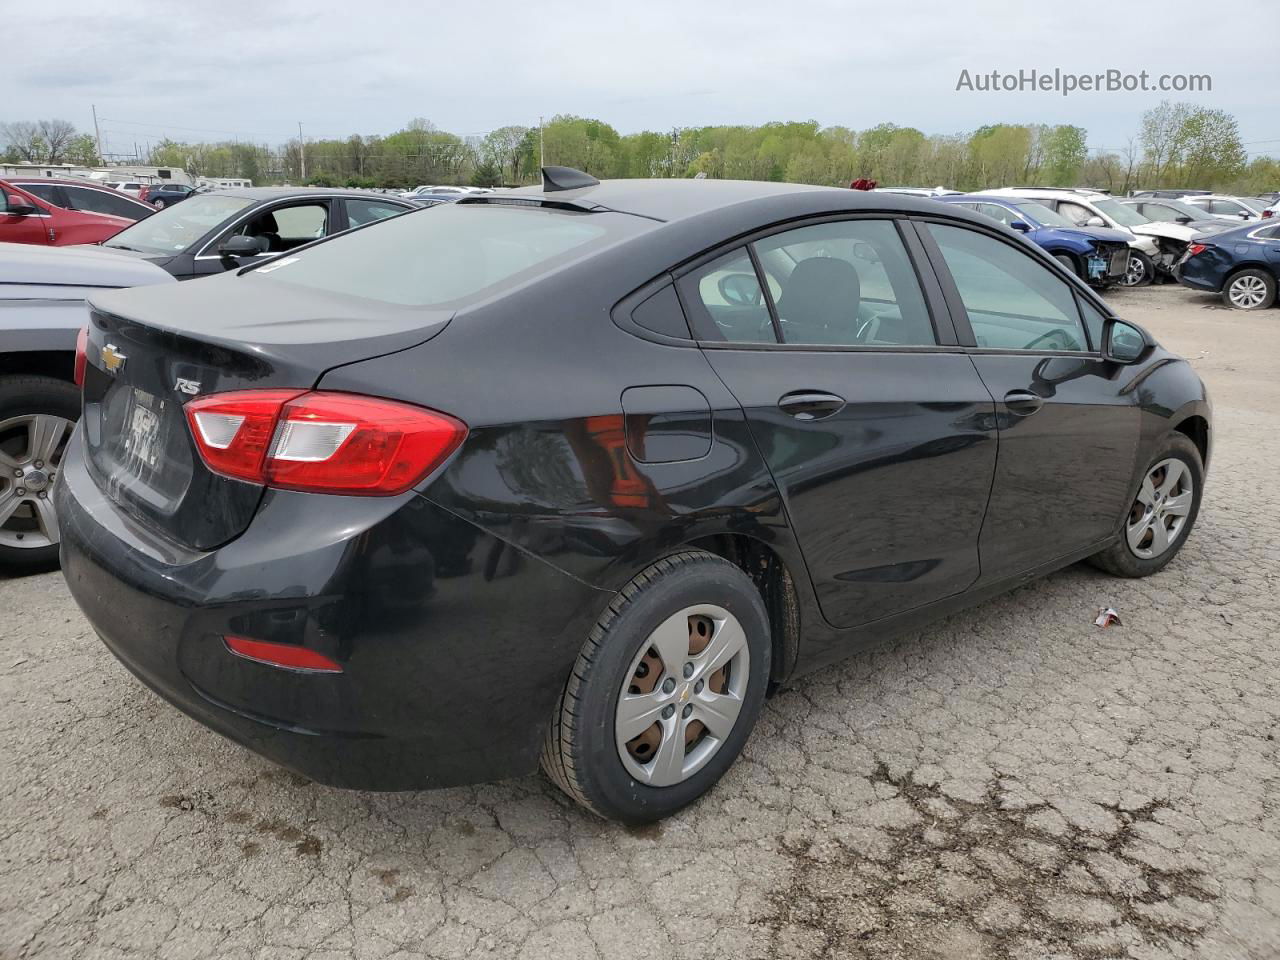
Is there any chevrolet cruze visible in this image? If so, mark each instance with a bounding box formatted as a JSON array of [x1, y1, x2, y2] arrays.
[[56, 169, 1211, 822]]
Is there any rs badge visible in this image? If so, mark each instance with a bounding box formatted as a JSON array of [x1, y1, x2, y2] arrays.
[[174, 378, 202, 395]]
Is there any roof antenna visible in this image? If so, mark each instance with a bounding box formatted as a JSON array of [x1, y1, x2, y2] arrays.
[[542, 166, 599, 192]]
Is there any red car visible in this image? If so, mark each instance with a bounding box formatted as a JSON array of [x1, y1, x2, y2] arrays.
[[0, 177, 152, 247]]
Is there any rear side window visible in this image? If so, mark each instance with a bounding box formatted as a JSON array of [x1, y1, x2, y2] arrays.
[[928, 223, 1087, 352], [64, 186, 146, 219], [345, 198, 410, 227], [753, 219, 935, 346], [253, 204, 648, 307]]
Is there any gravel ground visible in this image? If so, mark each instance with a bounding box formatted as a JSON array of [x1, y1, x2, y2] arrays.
[[2, 284, 1278, 960]]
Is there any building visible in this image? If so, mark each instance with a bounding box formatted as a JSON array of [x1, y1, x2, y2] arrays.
[[0, 162, 192, 185]]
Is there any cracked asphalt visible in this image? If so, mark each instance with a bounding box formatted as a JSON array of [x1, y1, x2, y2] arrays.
[[3, 284, 1279, 960]]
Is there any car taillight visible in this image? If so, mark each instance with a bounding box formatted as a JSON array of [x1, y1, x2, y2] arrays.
[[74, 326, 88, 386], [1264, 210, 1274, 219], [1187, 243, 1208, 257], [184, 390, 467, 495]]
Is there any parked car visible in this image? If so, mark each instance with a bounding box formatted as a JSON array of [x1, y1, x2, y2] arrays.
[[988, 188, 1188, 285], [113, 182, 147, 198], [1130, 189, 1211, 199], [1178, 195, 1266, 221], [0, 242, 175, 571], [1174, 220, 1280, 310], [57, 171, 1212, 823], [1118, 198, 1237, 237], [934, 194, 1132, 287], [138, 182, 197, 210], [2, 178, 149, 248], [88, 188, 418, 280], [873, 187, 961, 197], [1264, 201, 1280, 220]]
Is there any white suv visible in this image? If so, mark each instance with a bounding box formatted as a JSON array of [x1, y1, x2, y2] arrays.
[[987, 188, 1184, 286]]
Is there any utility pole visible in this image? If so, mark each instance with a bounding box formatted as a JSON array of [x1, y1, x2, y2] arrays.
[[539, 116, 545, 169], [298, 122, 306, 180], [91, 104, 103, 164]]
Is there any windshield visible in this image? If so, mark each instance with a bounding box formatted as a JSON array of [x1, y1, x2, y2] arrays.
[[250, 202, 652, 307], [1094, 198, 1150, 227], [102, 194, 254, 255], [1146, 199, 1210, 222], [1013, 202, 1074, 228], [1239, 197, 1268, 214]]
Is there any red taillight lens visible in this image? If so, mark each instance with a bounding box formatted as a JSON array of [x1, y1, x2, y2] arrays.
[[1187, 243, 1208, 257], [184, 390, 467, 495], [74, 326, 88, 386], [1264, 210, 1273, 219], [224, 635, 342, 673]]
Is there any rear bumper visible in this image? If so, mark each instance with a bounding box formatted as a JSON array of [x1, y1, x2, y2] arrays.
[[1173, 263, 1220, 292], [56, 428, 608, 790]]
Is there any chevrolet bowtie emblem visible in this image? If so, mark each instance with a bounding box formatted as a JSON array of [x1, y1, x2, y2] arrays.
[[101, 343, 127, 375]]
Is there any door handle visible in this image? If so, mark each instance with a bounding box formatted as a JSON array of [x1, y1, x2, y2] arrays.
[[1003, 390, 1044, 416], [778, 391, 846, 421]]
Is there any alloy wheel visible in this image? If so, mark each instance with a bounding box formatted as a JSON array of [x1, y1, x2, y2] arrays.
[[0, 414, 72, 550], [1125, 458, 1193, 560], [615, 604, 750, 787], [1228, 274, 1269, 309], [1122, 254, 1147, 287]]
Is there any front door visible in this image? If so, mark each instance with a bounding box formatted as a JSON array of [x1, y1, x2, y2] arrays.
[[920, 220, 1142, 583], [0, 185, 51, 245], [681, 217, 998, 629]]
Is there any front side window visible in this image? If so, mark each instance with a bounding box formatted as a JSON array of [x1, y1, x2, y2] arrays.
[[19, 183, 59, 204], [928, 223, 1087, 352], [1094, 198, 1149, 227], [1057, 201, 1096, 227], [103, 194, 254, 254], [1013, 202, 1073, 228], [978, 203, 1019, 227], [752, 219, 935, 346], [64, 186, 147, 219]]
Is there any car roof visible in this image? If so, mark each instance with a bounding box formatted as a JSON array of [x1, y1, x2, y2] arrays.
[[202, 187, 417, 202], [0, 241, 176, 288], [6, 177, 131, 191], [501, 177, 955, 224]]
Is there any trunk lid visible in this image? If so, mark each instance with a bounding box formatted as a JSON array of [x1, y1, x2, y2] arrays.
[[80, 273, 452, 550]]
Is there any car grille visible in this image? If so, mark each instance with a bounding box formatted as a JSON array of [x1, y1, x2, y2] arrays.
[[1109, 246, 1128, 276]]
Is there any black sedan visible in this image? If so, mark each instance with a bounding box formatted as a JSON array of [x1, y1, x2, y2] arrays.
[[57, 169, 1211, 822], [85, 188, 418, 280]]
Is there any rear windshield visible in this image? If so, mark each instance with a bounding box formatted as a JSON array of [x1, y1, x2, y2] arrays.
[[103, 194, 254, 255], [248, 202, 650, 307]]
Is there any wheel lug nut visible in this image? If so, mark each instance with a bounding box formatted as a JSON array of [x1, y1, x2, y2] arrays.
[[661, 705, 675, 719], [34, 460, 43, 469], [15, 488, 25, 497], [12, 470, 20, 478], [682, 662, 694, 678], [694, 680, 704, 693], [661, 678, 676, 694], [37, 492, 46, 499], [682, 704, 693, 719]]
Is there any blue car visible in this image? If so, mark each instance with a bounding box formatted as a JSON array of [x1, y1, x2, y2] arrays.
[[1174, 220, 1280, 310], [934, 194, 1133, 287]]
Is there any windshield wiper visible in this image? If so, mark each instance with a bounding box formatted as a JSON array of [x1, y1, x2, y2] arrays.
[[103, 242, 141, 252]]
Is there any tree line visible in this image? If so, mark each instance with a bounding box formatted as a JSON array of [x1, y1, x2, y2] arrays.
[[3, 102, 1273, 195]]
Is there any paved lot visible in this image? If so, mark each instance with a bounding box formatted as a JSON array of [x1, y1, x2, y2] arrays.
[[2, 285, 1278, 960]]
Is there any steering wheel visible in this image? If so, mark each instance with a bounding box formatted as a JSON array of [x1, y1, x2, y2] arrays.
[[1025, 329, 1074, 351]]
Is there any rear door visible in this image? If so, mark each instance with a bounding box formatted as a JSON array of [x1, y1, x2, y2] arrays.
[[683, 216, 998, 629], [1, 182, 52, 245], [918, 219, 1141, 583]]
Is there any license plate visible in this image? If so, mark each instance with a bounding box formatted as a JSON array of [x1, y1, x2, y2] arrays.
[[1087, 255, 1107, 279], [122, 389, 165, 473]]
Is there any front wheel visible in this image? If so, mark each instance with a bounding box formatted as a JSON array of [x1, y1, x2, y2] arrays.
[[1053, 253, 1079, 277], [541, 551, 771, 823], [1088, 433, 1203, 578], [153, 198, 166, 210], [1121, 250, 1154, 287]]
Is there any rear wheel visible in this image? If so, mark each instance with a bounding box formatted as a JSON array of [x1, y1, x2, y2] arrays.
[[1088, 433, 1203, 578], [0, 376, 79, 574], [153, 198, 166, 210], [541, 551, 770, 822], [1222, 269, 1276, 310]]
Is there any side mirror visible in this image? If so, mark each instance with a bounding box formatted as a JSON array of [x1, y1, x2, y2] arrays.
[[717, 273, 762, 307], [3, 194, 38, 217], [1009, 220, 1030, 232], [1175, 215, 1192, 223], [1239, 211, 1252, 219], [218, 234, 267, 258], [1102, 318, 1150, 364], [1085, 216, 1106, 228]]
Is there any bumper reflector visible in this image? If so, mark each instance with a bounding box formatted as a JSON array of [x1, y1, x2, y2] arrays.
[[224, 635, 343, 674]]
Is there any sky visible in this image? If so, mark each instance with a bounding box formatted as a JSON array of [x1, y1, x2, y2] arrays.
[[6, 0, 1279, 158]]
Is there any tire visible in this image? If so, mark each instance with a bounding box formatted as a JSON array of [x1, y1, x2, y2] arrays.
[[1121, 250, 1154, 287], [0, 375, 80, 574], [153, 199, 166, 210], [1088, 433, 1203, 578], [541, 550, 771, 823], [1053, 253, 1079, 277], [1221, 268, 1276, 310]]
